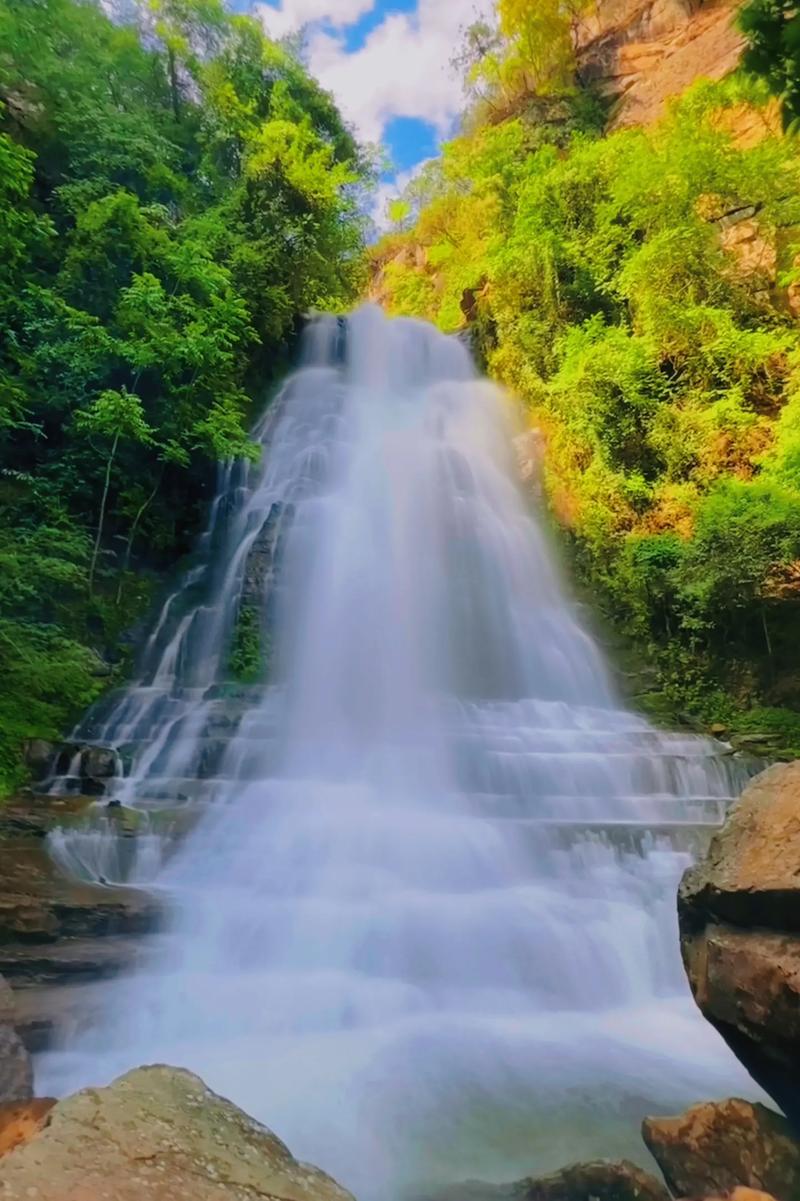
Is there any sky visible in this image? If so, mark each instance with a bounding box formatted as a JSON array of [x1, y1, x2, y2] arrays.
[[233, 0, 493, 227]]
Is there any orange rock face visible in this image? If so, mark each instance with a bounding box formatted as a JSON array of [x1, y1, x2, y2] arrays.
[[576, 0, 745, 129], [0, 1098, 55, 1159], [643, 1098, 800, 1199]]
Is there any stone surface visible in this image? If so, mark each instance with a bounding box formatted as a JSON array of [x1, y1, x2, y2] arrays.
[[679, 762, 800, 1122], [576, 0, 744, 130], [426, 1161, 670, 1201], [21, 741, 57, 781], [0, 980, 31, 1105], [0, 805, 161, 1055], [643, 1098, 800, 1199], [0, 1064, 355, 1201], [0, 1099, 55, 1159]]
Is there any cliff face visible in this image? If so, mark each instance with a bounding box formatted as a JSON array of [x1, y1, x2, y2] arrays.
[[576, 0, 744, 128]]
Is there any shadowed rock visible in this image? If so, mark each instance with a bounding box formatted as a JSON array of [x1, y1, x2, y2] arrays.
[[679, 763, 800, 1123]]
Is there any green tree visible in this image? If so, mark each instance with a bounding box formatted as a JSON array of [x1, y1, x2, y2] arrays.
[[740, 0, 800, 129]]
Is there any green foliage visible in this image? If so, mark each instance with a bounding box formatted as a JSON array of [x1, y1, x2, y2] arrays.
[[0, 0, 367, 793], [375, 67, 800, 717], [739, 0, 800, 129], [228, 604, 266, 684]]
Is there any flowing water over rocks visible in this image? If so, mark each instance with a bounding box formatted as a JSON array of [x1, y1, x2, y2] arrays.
[[39, 307, 759, 1199]]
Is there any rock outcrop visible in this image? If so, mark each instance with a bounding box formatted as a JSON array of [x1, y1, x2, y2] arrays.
[[0, 806, 160, 1053], [0, 981, 30, 1105], [0, 1064, 355, 1201], [679, 762, 800, 1124], [576, 0, 744, 129], [643, 1098, 800, 1199], [421, 1161, 670, 1201]]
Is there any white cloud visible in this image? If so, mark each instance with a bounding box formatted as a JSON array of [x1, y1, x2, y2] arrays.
[[257, 0, 493, 145], [255, 0, 375, 39]]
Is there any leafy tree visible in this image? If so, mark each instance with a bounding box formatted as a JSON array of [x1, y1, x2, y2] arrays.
[[0, 0, 367, 793], [375, 67, 800, 714], [739, 0, 800, 129]]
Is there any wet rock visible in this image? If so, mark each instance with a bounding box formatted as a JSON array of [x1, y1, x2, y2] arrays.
[[520, 1160, 670, 1201], [0, 979, 31, 1104], [0, 1098, 55, 1159], [642, 1098, 800, 1200], [0, 1064, 355, 1201], [427, 1161, 670, 1201], [80, 746, 117, 780], [21, 741, 57, 781], [679, 762, 800, 1121]]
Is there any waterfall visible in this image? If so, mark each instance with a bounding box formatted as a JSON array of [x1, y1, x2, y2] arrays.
[[41, 306, 758, 1198]]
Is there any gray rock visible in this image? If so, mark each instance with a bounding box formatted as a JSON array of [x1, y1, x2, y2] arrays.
[[0, 977, 32, 1104], [0, 1064, 354, 1200]]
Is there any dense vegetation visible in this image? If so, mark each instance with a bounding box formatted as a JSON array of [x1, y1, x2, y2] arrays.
[[0, 0, 368, 793], [374, 0, 800, 745]]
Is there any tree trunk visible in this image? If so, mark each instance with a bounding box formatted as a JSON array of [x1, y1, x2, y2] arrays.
[[89, 430, 119, 596], [116, 470, 163, 604], [168, 46, 180, 122]]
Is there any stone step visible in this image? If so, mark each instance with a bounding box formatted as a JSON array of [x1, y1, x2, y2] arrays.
[[0, 935, 148, 985]]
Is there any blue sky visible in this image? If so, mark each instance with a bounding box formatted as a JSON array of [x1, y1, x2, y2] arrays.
[[235, 0, 492, 224]]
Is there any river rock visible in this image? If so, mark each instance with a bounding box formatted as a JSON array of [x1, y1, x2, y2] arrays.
[[426, 1161, 670, 1201], [21, 741, 57, 781], [642, 1098, 800, 1199], [0, 979, 31, 1104], [679, 762, 800, 1121], [0, 1064, 355, 1201], [81, 745, 117, 780]]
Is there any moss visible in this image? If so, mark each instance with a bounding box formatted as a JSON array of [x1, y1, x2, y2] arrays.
[[228, 604, 268, 684]]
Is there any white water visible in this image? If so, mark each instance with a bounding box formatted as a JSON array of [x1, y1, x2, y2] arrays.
[[42, 307, 758, 1197]]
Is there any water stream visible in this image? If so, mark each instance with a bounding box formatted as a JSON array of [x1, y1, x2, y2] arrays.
[[41, 307, 758, 1198]]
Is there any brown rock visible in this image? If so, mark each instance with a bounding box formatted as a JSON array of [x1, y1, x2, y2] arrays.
[[0, 979, 31, 1104], [520, 1159, 670, 1201], [679, 763, 800, 1121], [575, 0, 744, 130], [430, 1161, 671, 1201], [0, 1098, 55, 1158], [642, 1098, 800, 1200], [0, 1064, 355, 1201]]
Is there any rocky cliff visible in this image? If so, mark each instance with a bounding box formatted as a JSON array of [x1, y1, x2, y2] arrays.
[[680, 762, 800, 1128], [576, 0, 744, 127]]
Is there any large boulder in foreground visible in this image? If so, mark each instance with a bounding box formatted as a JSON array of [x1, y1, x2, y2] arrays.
[[679, 762, 800, 1123], [0, 1064, 354, 1201], [642, 1098, 800, 1200]]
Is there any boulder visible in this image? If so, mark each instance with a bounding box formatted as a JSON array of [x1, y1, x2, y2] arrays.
[[642, 1098, 800, 1200], [519, 1160, 670, 1201], [679, 762, 800, 1121], [0, 979, 31, 1104], [0, 1064, 355, 1201], [81, 746, 118, 780], [425, 1161, 670, 1201], [21, 741, 57, 781]]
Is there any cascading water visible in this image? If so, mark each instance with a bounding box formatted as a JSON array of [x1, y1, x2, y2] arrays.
[[42, 306, 759, 1198]]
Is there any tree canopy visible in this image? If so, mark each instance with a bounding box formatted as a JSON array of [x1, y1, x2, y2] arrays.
[[0, 0, 369, 792]]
